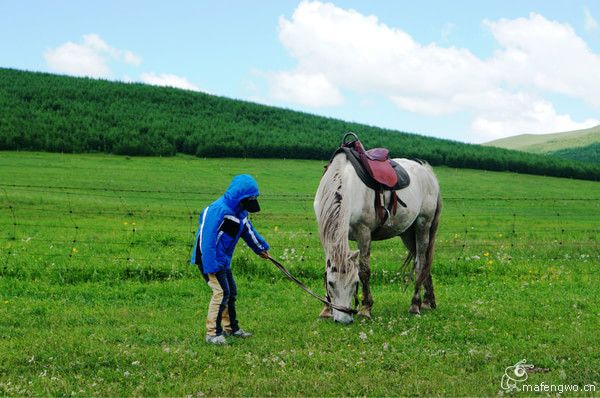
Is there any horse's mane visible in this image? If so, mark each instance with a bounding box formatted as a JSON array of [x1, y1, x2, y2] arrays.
[[316, 155, 352, 273]]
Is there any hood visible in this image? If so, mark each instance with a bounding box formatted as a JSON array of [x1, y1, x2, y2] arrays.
[[223, 174, 260, 209]]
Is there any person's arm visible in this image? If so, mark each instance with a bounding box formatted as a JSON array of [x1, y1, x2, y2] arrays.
[[200, 207, 223, 272], [240, 217, 270, 257]]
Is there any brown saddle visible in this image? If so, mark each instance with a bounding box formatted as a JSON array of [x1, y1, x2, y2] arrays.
[[341, 133, 407, 190], [361, 146, 398, 188], [328, 132, 411, 226]]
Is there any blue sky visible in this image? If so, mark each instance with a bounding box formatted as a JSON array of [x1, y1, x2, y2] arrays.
[[1, 1, 599, 143]]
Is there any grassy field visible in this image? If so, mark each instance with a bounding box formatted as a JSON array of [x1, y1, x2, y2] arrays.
[[1, 152, 599, 396]]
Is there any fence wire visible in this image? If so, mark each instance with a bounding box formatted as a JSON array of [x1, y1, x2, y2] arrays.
[[1, 183, 599, 268]]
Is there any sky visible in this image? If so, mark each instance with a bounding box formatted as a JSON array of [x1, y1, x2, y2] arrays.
[[1, 1, 599, 143]]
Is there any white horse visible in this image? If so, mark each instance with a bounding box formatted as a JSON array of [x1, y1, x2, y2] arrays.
[[314, 151, 442, 324]]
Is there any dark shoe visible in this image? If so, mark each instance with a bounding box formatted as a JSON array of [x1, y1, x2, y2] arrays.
[[225, 329, 252, 338]]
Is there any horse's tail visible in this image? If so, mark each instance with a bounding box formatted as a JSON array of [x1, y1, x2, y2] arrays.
[[422, 192, 443, 283], [399, 225, 416, 286]]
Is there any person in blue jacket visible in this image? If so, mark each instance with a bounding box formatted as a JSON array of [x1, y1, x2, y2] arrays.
[[191, 174, 270, 345]]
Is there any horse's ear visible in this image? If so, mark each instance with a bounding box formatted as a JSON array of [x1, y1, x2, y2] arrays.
[[349, 250, 360, 263]]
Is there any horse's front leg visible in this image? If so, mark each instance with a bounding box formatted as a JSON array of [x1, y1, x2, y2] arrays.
[[356, 226, 373, 319], [319, 271, 332, 318]]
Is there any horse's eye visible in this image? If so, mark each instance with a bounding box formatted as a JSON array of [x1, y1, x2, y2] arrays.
[[328, 281, 335, 288]]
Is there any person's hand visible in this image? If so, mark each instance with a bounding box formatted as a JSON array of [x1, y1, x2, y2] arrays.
[[258, 251, 270, 259]]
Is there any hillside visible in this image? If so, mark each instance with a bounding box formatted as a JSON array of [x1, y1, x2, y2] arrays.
[[484, 125, 600, 153], [550, 142, 600, 164], [1, 67, 600, 180], [484, 125, 600, 164]]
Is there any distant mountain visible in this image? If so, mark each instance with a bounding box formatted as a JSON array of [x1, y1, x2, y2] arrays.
[[484, 125, 600, 164], [484, 125, 600, 153]]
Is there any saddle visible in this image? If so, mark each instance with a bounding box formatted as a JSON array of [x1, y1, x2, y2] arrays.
[[328, 132, 411, 225]]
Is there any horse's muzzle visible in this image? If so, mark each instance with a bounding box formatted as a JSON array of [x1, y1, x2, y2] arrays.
[[333, 311, 354, 325]]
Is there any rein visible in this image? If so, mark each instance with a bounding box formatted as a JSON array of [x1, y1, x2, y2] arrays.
[[267, 256, 358, 315]]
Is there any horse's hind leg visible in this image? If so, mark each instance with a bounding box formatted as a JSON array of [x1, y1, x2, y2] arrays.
[[414, 194, 441, 313], [400, 226, 434, 310], [421, 273, 436, 310], [410, 216, 432, 314]]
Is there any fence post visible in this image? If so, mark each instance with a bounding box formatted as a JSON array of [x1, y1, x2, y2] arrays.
[[66, 191, 79, 260], [2, 188, 17, 269]]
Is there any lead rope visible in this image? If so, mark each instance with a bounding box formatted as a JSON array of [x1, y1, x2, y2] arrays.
[[267, 256, 358, 315]]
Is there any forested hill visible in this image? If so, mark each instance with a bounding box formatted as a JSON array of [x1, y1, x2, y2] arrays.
[[1, 67, 600, 181]]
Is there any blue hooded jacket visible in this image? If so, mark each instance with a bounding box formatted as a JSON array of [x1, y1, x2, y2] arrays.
[[191, 174, 270, 274]]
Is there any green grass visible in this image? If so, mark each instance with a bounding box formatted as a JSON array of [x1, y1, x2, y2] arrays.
[[1, 152, 599, 396], [484, 125, 600, 153]]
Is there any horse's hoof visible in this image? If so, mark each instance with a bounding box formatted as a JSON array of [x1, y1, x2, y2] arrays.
[[409, 304, 421, 315], [357, 307, 372, 319], [319, 306, 332, 318], [420, 302, 432, 310]]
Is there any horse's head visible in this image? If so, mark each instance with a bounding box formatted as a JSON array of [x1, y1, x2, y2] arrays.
[[326, 250, 360, 324]]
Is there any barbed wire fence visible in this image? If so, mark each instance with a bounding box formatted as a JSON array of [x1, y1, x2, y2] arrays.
[[1, 183, 599, 273]]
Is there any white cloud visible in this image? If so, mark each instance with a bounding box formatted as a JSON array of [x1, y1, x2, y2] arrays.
[[269, 71, 343, 107], [45, 41, 110, 78], [470, 94, 599, 142], [584, 7, 599, 31], [44, 34, 142, 78], [80, 34, 142, 65], [46, 34, 202, 94], [270, 2, 600, 141], [140, 72, 203, 92], [485, 13, 600, 109], [123, 51, 142, 66]]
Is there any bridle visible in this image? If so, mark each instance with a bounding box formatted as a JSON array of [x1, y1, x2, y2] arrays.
[[324, 271, 360, 315], [267, 256, 358, 315]]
